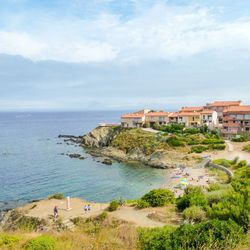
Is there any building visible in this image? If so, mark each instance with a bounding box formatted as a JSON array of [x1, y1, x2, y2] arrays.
[[145, 111, 170, 126], [222, 105, 250, 137], [121, 113, 146, 128], [180, 106, 204, 112], [168, 112, 179, 123], [177, 112, 201, 127], [206, 101, 243, 123], [200, 109, 218, 129]]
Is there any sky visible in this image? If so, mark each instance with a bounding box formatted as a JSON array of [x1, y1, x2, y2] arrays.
[[0, 0, 250, 111]]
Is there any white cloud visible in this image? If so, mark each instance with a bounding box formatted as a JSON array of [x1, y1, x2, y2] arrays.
[[1, 2, 250, 63]]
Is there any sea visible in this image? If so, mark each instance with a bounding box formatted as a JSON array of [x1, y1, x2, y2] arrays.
[[0, 111, 168, 210]]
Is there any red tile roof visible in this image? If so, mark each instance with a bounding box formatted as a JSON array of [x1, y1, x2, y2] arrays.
[[181, 106, 203, 112], [168, 112, 179, 118], [223, 105, 250, 114], [145, 111, 169, 117], [121, 113, 144, 118], [208, 101, 242, 107], [178, 112, 201, 117], [201, 109, 214, 114]]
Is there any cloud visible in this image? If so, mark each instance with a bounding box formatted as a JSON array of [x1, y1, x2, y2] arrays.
[[1, 2, 250, 63]]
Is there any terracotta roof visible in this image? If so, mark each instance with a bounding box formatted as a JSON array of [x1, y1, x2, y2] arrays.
[[145, 111, 169, 117], [181, 106, 203, 112], [223, 105, 250, 114], [168, 112, 179, 118], [201, 109, 214, 114], [121, 113, 144, 119], [207, 101, 242, 107], [178, 112, 201, 117]]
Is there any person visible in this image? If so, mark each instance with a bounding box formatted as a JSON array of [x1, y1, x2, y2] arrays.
[[87, 204, 91, 212], [84, 205, 88, 213], [53, 206, 58, 218]]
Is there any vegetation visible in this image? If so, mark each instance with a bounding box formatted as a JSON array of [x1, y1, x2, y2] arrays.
[[0, 233, 21, 248], [1, 157, 249, 250], [139, 219, 244, 250], [183, 206, 206, 223], [112, 127, 225, 155], [48, 193, 65, 200], [136, 199, 150, 209], [108, 200, 120, 211], [243, 144, 250, 152], [141, 189, 175, 207], [232, 134, 248, 142], [25, 235, 57, 250]]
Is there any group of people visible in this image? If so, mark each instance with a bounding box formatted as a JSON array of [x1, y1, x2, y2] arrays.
[[53, 203, 92, 218]]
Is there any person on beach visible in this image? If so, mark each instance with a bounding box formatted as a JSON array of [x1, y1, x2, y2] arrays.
[[87, 204, 91, 212], [53, 206, 58, 218], [84, 205, 88, 213]]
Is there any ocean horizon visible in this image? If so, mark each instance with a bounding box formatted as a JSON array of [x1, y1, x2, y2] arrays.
[[0, 111, 167, 210]]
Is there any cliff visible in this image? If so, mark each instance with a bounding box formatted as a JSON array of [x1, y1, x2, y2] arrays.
[[81, 127, 200, 169]]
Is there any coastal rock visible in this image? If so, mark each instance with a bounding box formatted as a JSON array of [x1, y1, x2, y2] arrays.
[[102, 158, 113, 165], [82, 126, 120, 148]]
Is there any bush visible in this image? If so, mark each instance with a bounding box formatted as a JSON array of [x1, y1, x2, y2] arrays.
[[0, 233, 21, 248], [177, 186, 208, 211], [108, 200, 119, 211], [16, 216, 46, 232], [166, 136, 185, 147], [152, 123, 161, 130], [243, 144, 250, 152], [25, 235, 56, 250], [202, 138, 225, 144], [191, 145, 208, 153], [143, 122, 150, 128], [183, 206, 206, 223], [136, 199, 150, 209], [48, 193, 65, 200], [184, 128, 200, 134], [232, 135, 248, 142], [141, 189, 175, 207], [138, 225, 175, 250], [170, 219, 244, 250], [213, 158, 232, 168], [209, 144, 226, 150]]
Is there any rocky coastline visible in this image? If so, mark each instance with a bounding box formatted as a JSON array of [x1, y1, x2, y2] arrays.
[[60, 126, 200, 169]]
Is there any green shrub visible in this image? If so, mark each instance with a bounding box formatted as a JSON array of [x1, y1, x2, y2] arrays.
[[142, 122, 150, 128], [232, 135, 248, 142], [16, 216, 46, 232], [209, 144, 226, 150], [191, 145, 208, 153], [234, 160, 248, 169], [243, 144, 250, 152], [183, 206, 206, 223], [0, 233, 21, 248], [136, 199, 150, 209], [152, 123, 161, 130], [177, 186, 208, 211], [170, 219, 244, 250], [202, 138, 225, 144], [108, 200, 119, 211], [166, 136, 185, 147], [25, 235, 56, 250], [141, 189, 175, 207], [213, 158, 232, 168], [138, 225, 176, 250], [48, 193, 65, 200], [184, 128, 200, 134]]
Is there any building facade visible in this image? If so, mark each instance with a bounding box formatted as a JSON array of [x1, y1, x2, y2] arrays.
[[222, 105, 250, 137]]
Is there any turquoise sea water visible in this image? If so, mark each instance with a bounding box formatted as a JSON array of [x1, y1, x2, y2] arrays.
[[0, 112, 167, 210]]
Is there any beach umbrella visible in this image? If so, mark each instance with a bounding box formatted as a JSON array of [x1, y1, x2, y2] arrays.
[[180, 178, 189, 185]]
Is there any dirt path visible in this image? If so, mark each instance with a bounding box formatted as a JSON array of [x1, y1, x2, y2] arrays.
[[18, 198, 168, 228], [209, 141, 250, 162], [110, 206, 165, 228]]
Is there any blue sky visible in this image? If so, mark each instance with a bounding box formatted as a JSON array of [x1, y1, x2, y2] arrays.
[[0, 0, 250, 111]]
